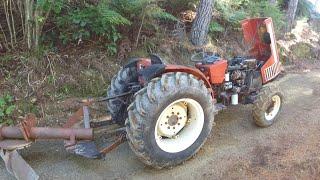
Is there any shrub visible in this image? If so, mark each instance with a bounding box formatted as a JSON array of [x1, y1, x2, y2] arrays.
[[209, 22, 225, 33], [212, 0, 284, 34], [0, 94, 15, 125], [245, 1, 285, 31], [56, 1, 130, 54], [214, 0, 247, 27], [111, 0, 178, 29]]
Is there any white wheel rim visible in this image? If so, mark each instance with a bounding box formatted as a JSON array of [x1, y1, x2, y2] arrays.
[[264, 95, 281, 121], [155, 98, 204, 153]]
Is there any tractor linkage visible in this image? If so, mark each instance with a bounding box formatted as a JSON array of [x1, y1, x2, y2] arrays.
[[0, 91, 134, 180]]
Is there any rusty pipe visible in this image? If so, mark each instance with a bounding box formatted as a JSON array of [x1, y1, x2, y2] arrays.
[[0, 127, 93, 141]]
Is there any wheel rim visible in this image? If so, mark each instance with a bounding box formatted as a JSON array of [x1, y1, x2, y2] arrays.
[[155, 98, 204, 153], [264, 95, 281, 121]]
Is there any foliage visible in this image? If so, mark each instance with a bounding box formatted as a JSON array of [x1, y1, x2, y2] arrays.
[[0, 94, 15, 125], [296, 0, 317, 18], [56, 1, 130, 54], [209, 22, 225, 34], [110, 0, 150, 17], [213, 0, 284, 33], [246, 1, 284, 30], [111, 0, 178, 27], [151, 8, 179, 22], [214, 0, 248, 26], [160, 0, 199, 16]]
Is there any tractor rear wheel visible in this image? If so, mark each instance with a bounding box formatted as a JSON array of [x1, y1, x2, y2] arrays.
[[252, 84, 283, 127], [126, 72, 215, 168], [107, 66, 138, 125]]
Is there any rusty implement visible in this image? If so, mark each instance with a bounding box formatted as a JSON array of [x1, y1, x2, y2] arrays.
[[0, 149, 39, 180], [0, 97, 129, 180]]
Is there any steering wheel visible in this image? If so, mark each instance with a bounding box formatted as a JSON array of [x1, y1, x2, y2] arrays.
[[190, 52, 207, 62], [191, 51, 220, 64]]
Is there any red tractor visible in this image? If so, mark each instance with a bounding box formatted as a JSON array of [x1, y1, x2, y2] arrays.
[[106, 17, 284, 168], [0, 18, 284, 178]]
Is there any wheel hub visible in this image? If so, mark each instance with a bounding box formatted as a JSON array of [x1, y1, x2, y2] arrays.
[[168, 115, 179, 126], [157, 102, 187, 138], [265, 95, 281, 121]]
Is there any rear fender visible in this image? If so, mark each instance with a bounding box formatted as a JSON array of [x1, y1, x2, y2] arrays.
[[164, 65, 212, 88], [134, 60, 213, 96]]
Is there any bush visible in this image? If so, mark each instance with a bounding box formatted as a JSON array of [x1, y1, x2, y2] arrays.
[[212, 0, 284, 35], [214, 0, 247, 27], [245, 1, 285, 31], [160, 0, 199, 16], [0, 94, 15, 125], [111, 0, 178, 30], [56, 1, 130, 54], [209, 22, 225, 33]]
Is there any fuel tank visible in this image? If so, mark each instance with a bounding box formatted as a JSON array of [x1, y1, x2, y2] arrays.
[[196, 60, 228, 85]]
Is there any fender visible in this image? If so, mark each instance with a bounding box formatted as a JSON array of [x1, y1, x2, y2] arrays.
[[134, 59, 212, 90], [164, 65, 212, 89]]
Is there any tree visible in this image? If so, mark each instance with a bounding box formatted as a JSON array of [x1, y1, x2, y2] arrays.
[[190, 0, 214, 46], [286, 0, 299, 31]]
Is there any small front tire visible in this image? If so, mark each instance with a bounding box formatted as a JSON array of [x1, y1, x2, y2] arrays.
[[252, 84, 283, 127]]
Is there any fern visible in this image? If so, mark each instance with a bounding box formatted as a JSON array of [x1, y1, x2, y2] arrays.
[[214, 0, 284, 30], [55, 1, 131, 53], [98, 4, 131, 25], [209, 22, 225, 33], [152, 10, 178, 22], [246, 1, 284, 31]]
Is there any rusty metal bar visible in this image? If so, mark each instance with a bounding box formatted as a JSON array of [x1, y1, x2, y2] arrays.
[[100, 133, 126, 156], [0, 127, 93, 141]]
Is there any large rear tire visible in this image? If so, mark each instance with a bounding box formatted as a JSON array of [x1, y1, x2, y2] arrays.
[[252, 84, 283, 127], [107, 67, 138, 125], [126, 72, 215, 168]]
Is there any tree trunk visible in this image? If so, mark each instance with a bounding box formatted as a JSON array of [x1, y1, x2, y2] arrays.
[[269, 0, 277, 5], [25, 0, 33, 49], [190, 0, 214, 46], [286, 0, 299, 32]]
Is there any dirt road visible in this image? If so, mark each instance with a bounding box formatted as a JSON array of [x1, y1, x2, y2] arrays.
[[1, 70, 320, 180]]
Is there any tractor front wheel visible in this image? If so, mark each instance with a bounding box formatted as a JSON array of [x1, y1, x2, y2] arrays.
[[252, 84, 283, 127], [126, 72, 215, 168]]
